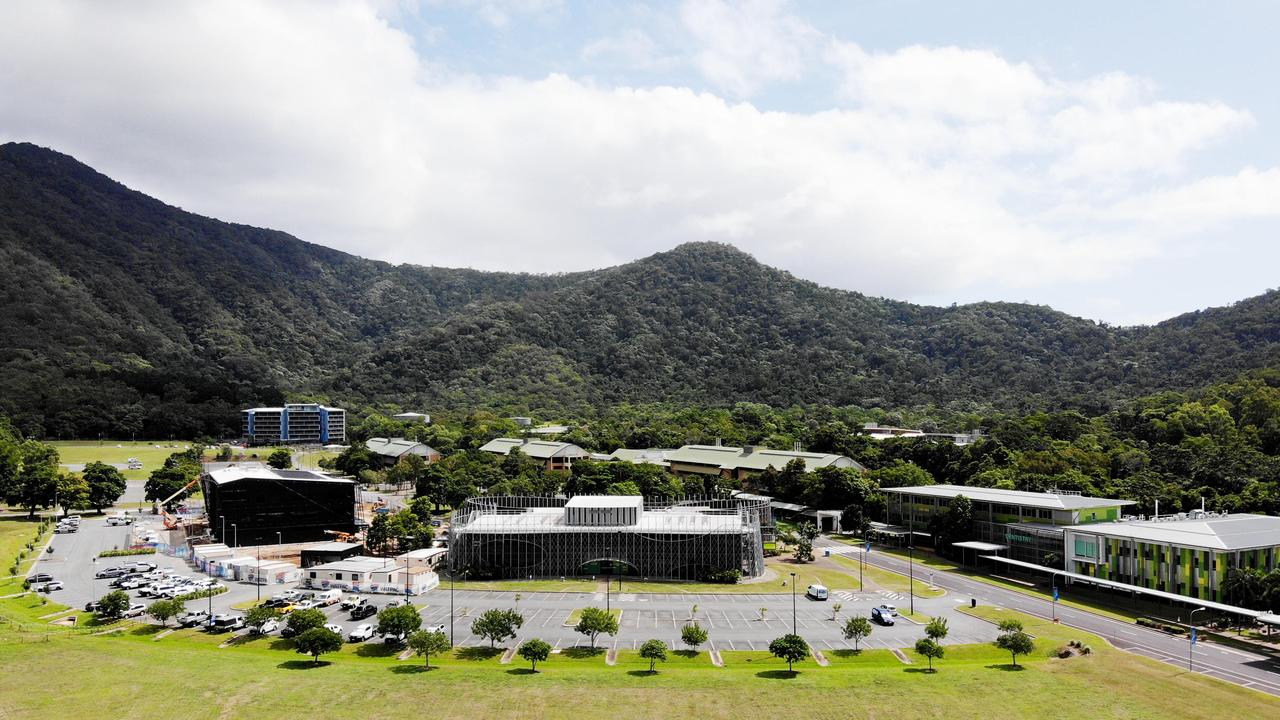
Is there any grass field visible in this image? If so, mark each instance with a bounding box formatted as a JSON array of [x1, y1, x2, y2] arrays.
[[50, 440, 190, 482], [0, 607, 1275, 719]]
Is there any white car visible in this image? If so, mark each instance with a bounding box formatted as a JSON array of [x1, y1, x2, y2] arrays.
[[324, 623, 344, 635], [348, 623, 375, 642]]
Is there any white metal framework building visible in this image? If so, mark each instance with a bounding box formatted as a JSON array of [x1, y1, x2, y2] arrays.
[[448, 495, 770, 581]]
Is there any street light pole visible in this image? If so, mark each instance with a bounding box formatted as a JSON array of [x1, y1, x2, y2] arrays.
[[1189, 607, 1207, 671], [790, 571, 797, 634]]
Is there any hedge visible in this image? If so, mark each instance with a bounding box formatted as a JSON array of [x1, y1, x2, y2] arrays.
[[98, 548, 158, 558]]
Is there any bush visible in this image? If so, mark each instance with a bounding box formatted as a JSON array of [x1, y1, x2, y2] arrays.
[[98, 548, 158, 558], [702, 569, 742, 584]]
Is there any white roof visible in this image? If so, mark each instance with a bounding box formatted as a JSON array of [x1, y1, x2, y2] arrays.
[[1070, 514, 1280, 551], [204, 466, 354, 485], [308, 555, 403, 573], [565, 495, 644, 509], [456, 506, 746, 535], [882, 484, 1133, 511], [479, 438, 587, 460]]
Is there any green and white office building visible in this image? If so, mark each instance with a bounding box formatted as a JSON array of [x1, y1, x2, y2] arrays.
[[1065, 513, 1280, 602]]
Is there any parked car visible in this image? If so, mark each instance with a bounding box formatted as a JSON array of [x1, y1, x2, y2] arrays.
[[28, 573, 54, 584], [349, 603, 377, 621], [348, 623, 375, 642], [178, 611, 210, 628], [805, 584, 829, 601], [123, 603, 147, 618], [324, 623, 344, 635], [40, 580, 64, 592], [870, 606, 895, 626]]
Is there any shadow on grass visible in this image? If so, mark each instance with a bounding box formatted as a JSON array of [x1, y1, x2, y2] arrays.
[[455, 646, 504, 661], [673, 650, 700, 659], [985, 663, 1026, 672], [354, 644, 400, 658], [830, 649, 863, 659], [626, 669, 660, 677], [277, 660, 331, 670], [506, 668, 539, 675], [390, 664, 435, 674], [755, 670, 799, 679], [562, 646, 605, 659]]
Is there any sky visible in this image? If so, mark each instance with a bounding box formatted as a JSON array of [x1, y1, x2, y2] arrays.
[[1, 1, 1278, 326]]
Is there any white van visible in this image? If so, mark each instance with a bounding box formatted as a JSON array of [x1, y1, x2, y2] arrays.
[[805, 584, 829, 601], [316, 589, 343, 607]]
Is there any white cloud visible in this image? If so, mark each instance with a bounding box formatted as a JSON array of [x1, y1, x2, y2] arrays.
[[0, 0, 1271, 324], [680, 0, 820, 97]]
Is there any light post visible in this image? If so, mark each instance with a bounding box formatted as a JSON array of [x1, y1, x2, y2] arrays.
[[1189, 607, 1207, 671], [790, 571, 797, 634], [1050, 570, 1064, 622]]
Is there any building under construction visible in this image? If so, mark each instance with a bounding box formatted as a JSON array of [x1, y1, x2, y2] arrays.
[[201, 466, 360, 545], [448, 495, 769, 581]]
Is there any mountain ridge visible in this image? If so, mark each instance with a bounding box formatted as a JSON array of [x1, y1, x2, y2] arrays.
[[2, 141, 1279, 437]]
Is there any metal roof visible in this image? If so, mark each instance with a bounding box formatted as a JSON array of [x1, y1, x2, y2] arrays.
[[365, 437, 438, 459], [882, 484, 1134, 511], [982, 555, 1280, 625], [479, 438, 587, 460], [204, 466, 355, 485], [664, 444, 863, 473], [1067, 513, 1280, 551]]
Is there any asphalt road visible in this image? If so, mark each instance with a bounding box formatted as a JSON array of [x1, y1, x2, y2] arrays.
[[815, 537, 1280, 696]]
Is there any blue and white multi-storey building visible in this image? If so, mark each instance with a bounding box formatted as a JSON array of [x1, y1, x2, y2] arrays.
[[242, 403, 346, 445]]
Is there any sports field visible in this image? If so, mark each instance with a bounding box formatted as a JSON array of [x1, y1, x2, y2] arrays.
[[0, 608, 1273, 719]]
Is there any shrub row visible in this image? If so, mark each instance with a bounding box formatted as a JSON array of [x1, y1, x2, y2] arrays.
[[98, 548, 158, 558]]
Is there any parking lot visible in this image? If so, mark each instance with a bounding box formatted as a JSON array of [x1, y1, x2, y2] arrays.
[[31, 514, 998, 651]]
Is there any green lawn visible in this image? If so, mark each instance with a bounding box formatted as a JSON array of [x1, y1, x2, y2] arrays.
[[829, 554, 946, 598], [50, 440, 189, 482], [0, 607, 1275, 719]]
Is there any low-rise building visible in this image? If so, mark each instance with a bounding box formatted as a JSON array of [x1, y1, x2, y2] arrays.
[[663, 444, 861, 481], [365, 437, 441, 467], [1065, 512, 1280, 603], [301, 554, 439, 595], [478, 438, 587, 472]]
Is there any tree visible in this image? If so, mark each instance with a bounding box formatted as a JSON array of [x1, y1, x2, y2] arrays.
[[842, 616, 872, 651], [376, 604, 423, 639], [285, 608, 327, 636], [96, 589, 130, 619], [471, 608, 524, 648], [267, 448, 292, 469], [147, 598, 184, 627], [82, 461, 126, 513], [407, 629, 450, 669], [995, 620, 1035, 668], [574, 607, 619, 649], [639, 639, 668, 673], [768, 633, 809, 672], [294, 627, 343, 665], [245, 604, 281, 630], [925, 616, 949, 642], [681, 622, 708, 652], [914, 637, 944, 671], [518, 637, 551, 671]]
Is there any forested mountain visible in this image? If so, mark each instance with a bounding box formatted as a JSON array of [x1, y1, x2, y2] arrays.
[[3, 142, 1280, 438]]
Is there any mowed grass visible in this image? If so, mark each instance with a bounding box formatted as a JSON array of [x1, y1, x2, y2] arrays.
[[1, 607, 1276, 720], [50, 440, 189, 481]]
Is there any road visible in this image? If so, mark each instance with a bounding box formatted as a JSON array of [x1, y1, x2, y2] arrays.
[[815, 537, 1280, 696]]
